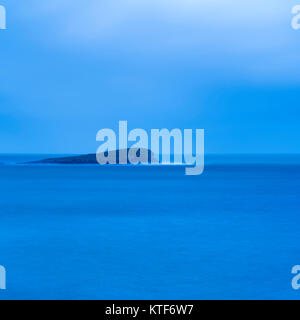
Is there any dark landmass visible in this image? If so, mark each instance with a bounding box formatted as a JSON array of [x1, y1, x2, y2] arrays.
[[26, 148, 157, 165]]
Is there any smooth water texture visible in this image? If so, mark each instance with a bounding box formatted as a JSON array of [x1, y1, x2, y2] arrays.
[[0, 155, 300, 299]]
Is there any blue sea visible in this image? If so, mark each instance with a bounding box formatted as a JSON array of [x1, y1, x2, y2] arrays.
[[0, 154, 300, 300]]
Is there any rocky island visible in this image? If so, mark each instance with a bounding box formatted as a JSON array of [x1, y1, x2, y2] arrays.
[[27, 148, 157, 165]]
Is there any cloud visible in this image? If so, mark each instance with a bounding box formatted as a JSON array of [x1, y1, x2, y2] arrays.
[[12, 0, 300, 83], [19, 0, 289, 46]]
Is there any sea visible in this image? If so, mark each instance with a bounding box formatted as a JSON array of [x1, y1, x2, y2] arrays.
[[0, 154, 300, 300]]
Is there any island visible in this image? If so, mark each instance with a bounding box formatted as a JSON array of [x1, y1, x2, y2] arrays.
[[26, 148, 157, 165]]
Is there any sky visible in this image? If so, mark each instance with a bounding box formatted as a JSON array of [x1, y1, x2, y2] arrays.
[[0, 0, 300, 154]]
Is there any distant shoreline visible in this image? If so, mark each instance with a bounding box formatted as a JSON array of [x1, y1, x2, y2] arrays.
[[24, 148, 157, 165]]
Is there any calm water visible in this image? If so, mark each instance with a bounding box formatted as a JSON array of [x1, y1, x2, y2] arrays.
[[0, 155, 300, 300]]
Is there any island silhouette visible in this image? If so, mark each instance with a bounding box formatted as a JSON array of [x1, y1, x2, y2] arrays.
[[27, 148, 158, 165]]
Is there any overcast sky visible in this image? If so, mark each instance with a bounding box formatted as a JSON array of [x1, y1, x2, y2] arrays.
[[0, 0, 299, 153]]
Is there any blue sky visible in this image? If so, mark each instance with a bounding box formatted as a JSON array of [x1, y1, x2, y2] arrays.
[[0, 0, 299, 154]]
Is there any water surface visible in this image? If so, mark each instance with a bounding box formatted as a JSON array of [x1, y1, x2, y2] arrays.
[[0, 155, 299, 299]]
